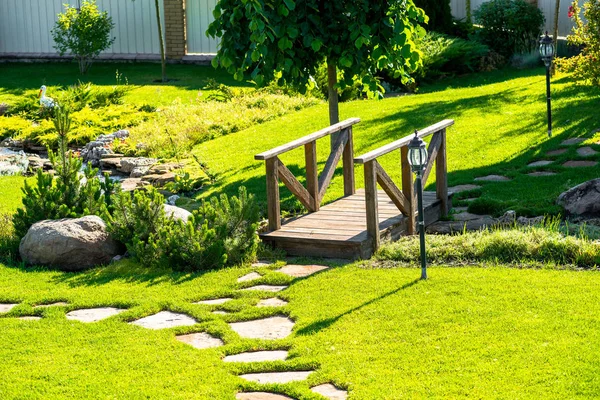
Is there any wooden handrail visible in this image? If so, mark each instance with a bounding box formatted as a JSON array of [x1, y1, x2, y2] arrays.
[[354, 119, 454, 164], [255, 118, 361, 160]]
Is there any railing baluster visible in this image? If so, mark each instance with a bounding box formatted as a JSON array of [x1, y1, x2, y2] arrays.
[[436, 128, 448, 217], [364, 160, 380, 250], [343, 127, 356, 196], [401, 147, 416, 235], [304, 141, 319, 211], [265, 157, 281, 231]]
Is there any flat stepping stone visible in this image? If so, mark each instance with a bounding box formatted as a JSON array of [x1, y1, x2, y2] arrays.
[[474, 175, 510, 182], [310, 384, 348, 400], [561, 138, 586, 146], [236, 393, 295, 400], [528, 171, 557, 177], [463, 198, 478, 202], [454, 212, 486, 221], [212, 310, 229, 315], [66, 307, 127, 323], [563, 160, 598, 168], [452, 206, 468, 212], [19, 316, 42, 321], [224, 350, 288, 363], [195, 298, 232, 305], [547, 149, 567, 156], [241, 285, 288, 292], [176, 332, 224, 349], [448, 184, 481, 193], [0, 304, 18, 313], [229, 316, 294, 340], [577, 146, 598, 157], [239, 371, 313, 384], [527, 160, 553, 167], [276, 264, 328, 278], [34, 302, 68, 308], [257, 298, 289, 308], [238, 272, 262, 282], [130, 311, 196, 330], [252, 261, 274, 267]]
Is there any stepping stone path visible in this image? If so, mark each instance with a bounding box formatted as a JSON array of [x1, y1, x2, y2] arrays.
[[547, 149, 567, 156], [229, 316, 295, 340], [236, 393, 294, 400], [66, 307, 127, 323], [239, 371, 313, 384], [527, 160, 553, 167], [195, 298, 232, 305], [238, 272, 262, 282], [561, 138, 586, 146], [276, 264, 328, 278], [257, 298, 288, 308], [252, 261, 274, 267], [176, 332, 223, 349], [34, 302, 68, 308], [242, 285, 288, 293], [212, 311, 229, 315], [310, 384, 349, 400], [19, 316, 42, 321], [563, 160, 598, 168], [130, 311, 196, 330], [474, 175, 511, 182], [0, 304, 17, 313], [223, 350, 288, 363], [528, 171, 557, 177], [577, 147, 598, 157], [448, 184, 481, 193]]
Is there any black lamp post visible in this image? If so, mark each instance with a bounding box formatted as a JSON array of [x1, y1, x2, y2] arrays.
[[539, 32, 555, 138], [407, 131, 428, 280]]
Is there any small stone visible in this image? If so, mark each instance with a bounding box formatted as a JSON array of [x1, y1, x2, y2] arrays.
[[527, 160, 553, 167], [130, 166, 150, 178], [257, 298, 288, 308], [453, 212, 485, 221], [236, 393, 295, 400], [251, 261, 273, 267], [195, 298, 232, 305], [0, 304, 18, 313], [238, 272, 262, 282], [229, 316, 295, 340], [176, 332, 224, 349], [141, 173, 176, 186], [452, 207, 468, 212], [19, 316, 42, 321], [474, 175, 511, 182], [563, 160, 598, 168], [120, 178, 142, 192], [167, 195, 180, 206], [276, 264, 328, 278], [223, 350, 289, 363], [119, 157, 157, 174], [561, 138, 586, 146], [147, 162, 184, 175], [528, 172, 557, 177], [212, 311, 229, 315], [241, 285, 288, 292], [34, 302, 68, 308], [310, 384, 348, 400], [99, 158, 122, 169], [577, 147, 599, 157], [239, 371, 313, 384], [163, 204, 192, 222], [130, 311, 196, 330], [447, 184, 481, 193], [66, 307, 127, 323], [546, 149, 567, 156], [427, 216, 495, 234]]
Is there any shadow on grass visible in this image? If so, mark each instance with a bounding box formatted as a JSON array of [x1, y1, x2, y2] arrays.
[[295, 277, 421, 336]]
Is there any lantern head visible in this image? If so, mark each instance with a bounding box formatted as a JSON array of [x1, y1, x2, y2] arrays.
[[539, 32, 554, 66], [407, 130, 428, 174]]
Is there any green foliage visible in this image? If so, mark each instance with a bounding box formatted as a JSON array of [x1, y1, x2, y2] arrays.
[[555, 0, 600, 85], [165, 172, 206, 195], [474, 0, 545, 58], [414, 0, 454, 34], [52, 0, 115, 74], [0, 213, 19, 263], [207, 0, 427, 96]]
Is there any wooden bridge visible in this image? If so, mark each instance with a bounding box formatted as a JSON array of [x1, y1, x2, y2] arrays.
[[255, 118, 454, 259]]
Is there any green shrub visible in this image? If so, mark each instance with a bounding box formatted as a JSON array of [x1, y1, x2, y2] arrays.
[[52, 0, 115, 74], [0, 213, 19, 263], [414, 0, 454, 34], [474, 0, 545, 58]]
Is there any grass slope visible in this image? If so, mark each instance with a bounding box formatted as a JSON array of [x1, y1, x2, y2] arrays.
[[0, 262, 599, 398], [0, 176, 25, 214], [193, 68, 600, 216]]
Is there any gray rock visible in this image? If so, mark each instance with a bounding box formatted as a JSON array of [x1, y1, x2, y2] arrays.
[[426, 216, 496, 234], [119, 157, 157, 174], [576, 147, 598, 157], [474, 175, 511, 182], [167, 195, 180, 206], [0, 148, 29, 176], [164, 204, 192, 222], [19, 216, 122, 271], [557, 178, 600, 217], [130, 166, 150, 178]]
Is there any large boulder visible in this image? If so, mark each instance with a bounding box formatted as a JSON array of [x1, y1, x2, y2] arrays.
[[19, 216, 122, 271], [557, 179, 600, 218]]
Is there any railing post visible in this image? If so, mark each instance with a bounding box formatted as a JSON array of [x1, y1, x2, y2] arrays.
[[343, 127, 356, 196], [265, 157, 281, 231], [435, 129, 448, 217], [304, 141, 319, 211], [401, 147, 416, 235], [364, 160, 380, 251]]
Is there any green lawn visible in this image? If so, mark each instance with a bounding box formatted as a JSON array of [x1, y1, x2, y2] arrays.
[[0, 176, 25, 214], [193, 67, 600, 217], [1, 261, 599, 399]]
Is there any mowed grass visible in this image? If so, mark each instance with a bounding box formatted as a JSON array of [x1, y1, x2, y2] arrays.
[[0, 262, 599, 398], [193, 68, 600, 216], [0, 176, 25, 214]]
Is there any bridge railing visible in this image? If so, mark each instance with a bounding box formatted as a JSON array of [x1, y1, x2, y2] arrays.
[[255, 118, 361, 232], [354, 119, 454, 250]]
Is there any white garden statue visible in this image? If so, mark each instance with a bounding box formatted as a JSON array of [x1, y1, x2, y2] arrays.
[[38, 85, 56, 108]]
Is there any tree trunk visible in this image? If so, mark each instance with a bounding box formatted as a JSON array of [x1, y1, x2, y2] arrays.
[[466, 0, 472, 24], [155, 0, 167, 83], [551, 0, 560, 76], [327, 60, 340, 150]]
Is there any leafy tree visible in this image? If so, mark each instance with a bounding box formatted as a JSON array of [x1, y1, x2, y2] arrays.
[[131, 0, 168, 82], [414, 0, 454, 33], [52, 0, 115, 74], [207, 0, 426, 146]]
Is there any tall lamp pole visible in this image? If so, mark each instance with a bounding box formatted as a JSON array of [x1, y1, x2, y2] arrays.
[[407, 131, 429, 280], [539, 32, 555, 138]]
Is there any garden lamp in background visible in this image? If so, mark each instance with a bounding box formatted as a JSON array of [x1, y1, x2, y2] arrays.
[[539, 32, 555, 138], [407, 131, 428, 280]]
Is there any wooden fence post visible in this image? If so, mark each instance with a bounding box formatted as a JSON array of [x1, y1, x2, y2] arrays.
[[401, 147, 416, 235], [343, 127, 356, 197], [436, 129, 448, 217], [304, 141, 319, 211], [265, 157, 281, 231], [364, 160, 380, 250]]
